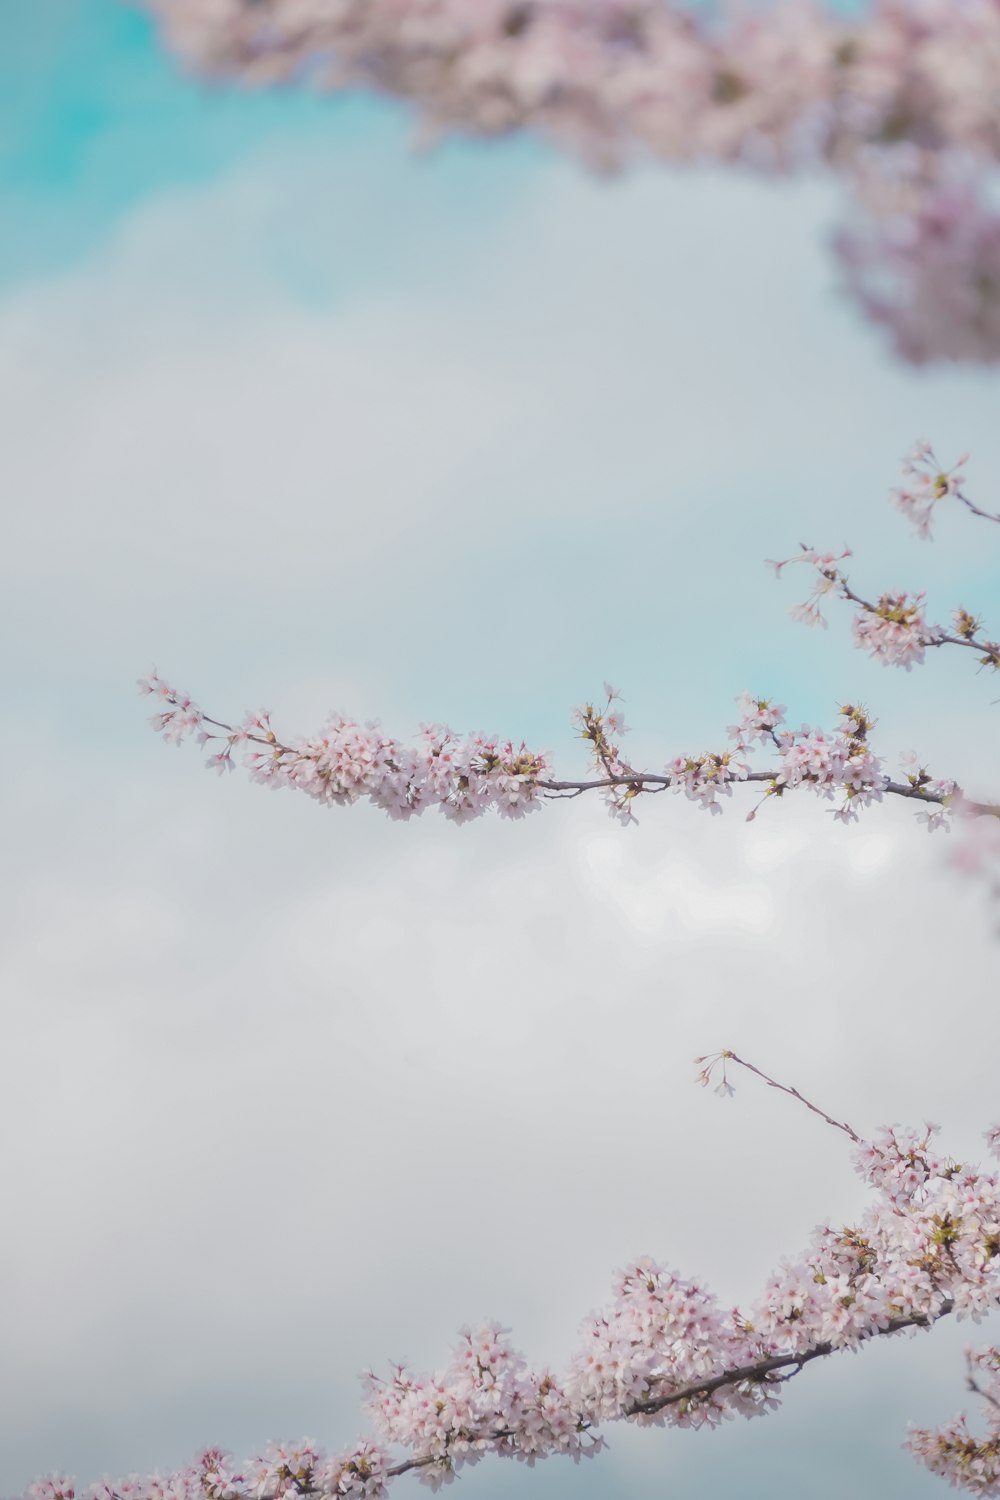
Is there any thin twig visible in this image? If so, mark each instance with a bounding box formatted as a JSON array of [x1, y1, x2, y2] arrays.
[[717, 1049, 862, 1143], [968, 1375, 1000, 1414], [957, 494, 1000, 528]]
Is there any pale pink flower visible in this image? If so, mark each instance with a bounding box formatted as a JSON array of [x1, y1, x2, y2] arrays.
[[851, 591, 941, 670]]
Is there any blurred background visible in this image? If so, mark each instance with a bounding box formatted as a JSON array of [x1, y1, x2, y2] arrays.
[[2, 4, 1000, 1497]]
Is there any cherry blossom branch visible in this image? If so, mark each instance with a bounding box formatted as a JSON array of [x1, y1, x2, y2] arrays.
[[140, 672, 999, 835], [775, 552, 1000, 673], [888, 441, 1000, 538], [797, 563, 998, 666], [357, 1300, 961, 1481], [22, 1296, 966, 1500], [543, 771, 971, 808], [968, 1371, 1000, 1417], [956, 495, 1000, 529], [893, 443, 1000, 535], [770, 444, 1000, 676], [140, 446, 1000, 832], [23, 1083, 1000, 1500], [843, 588, 998, 665]]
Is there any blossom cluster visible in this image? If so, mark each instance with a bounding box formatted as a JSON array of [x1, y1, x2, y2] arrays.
[[910, 1348, 1000, 1494], [769, 704, 888, 824], [138, 0, 1000, 363], [905, 1116, 1000, 1491], [893, 441, 970, 539], [769, 544, 852, 629], [571, 685, 638, 824], [835, 162, 1000, 367], [777, 562, 998, 675], [771, 499, 1000, 674], [850, 591, 940, 670], [141, 0, 1000, 172], [898, 753, 958, 832], [21, 1443, 392, 1500], [364, 1324, 596, 1486], [138, 675, 553, 823], [19, 1112, 1000, 1497], [574, 685, 753, 824], [726, 692, 787, 752]]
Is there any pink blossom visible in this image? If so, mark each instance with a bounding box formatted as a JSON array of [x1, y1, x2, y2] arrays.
[[727, 693, 787, 751], [769, 545, 851, 628], [891, 441, 970, 539], [836, 166, 1000, 367], [851, 591, 941, 670]]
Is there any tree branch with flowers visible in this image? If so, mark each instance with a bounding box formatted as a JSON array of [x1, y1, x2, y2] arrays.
[[21, 1046, 1000, 1500], [137, 445, 999, 844]]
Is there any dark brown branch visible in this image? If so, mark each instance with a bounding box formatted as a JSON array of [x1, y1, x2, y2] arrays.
[[956, 494, 1000, 528]]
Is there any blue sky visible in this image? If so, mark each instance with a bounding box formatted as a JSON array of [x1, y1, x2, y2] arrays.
[[1, 0, 353, 276], [3, 7, 1000, 1500], [0, 0, 539, 290]]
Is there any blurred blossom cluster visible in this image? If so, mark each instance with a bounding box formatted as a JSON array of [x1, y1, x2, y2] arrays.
[[142, 0, 1000, 362]]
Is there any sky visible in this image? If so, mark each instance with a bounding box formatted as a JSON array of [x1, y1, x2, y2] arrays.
[[3, 5, 1000, 1499]]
